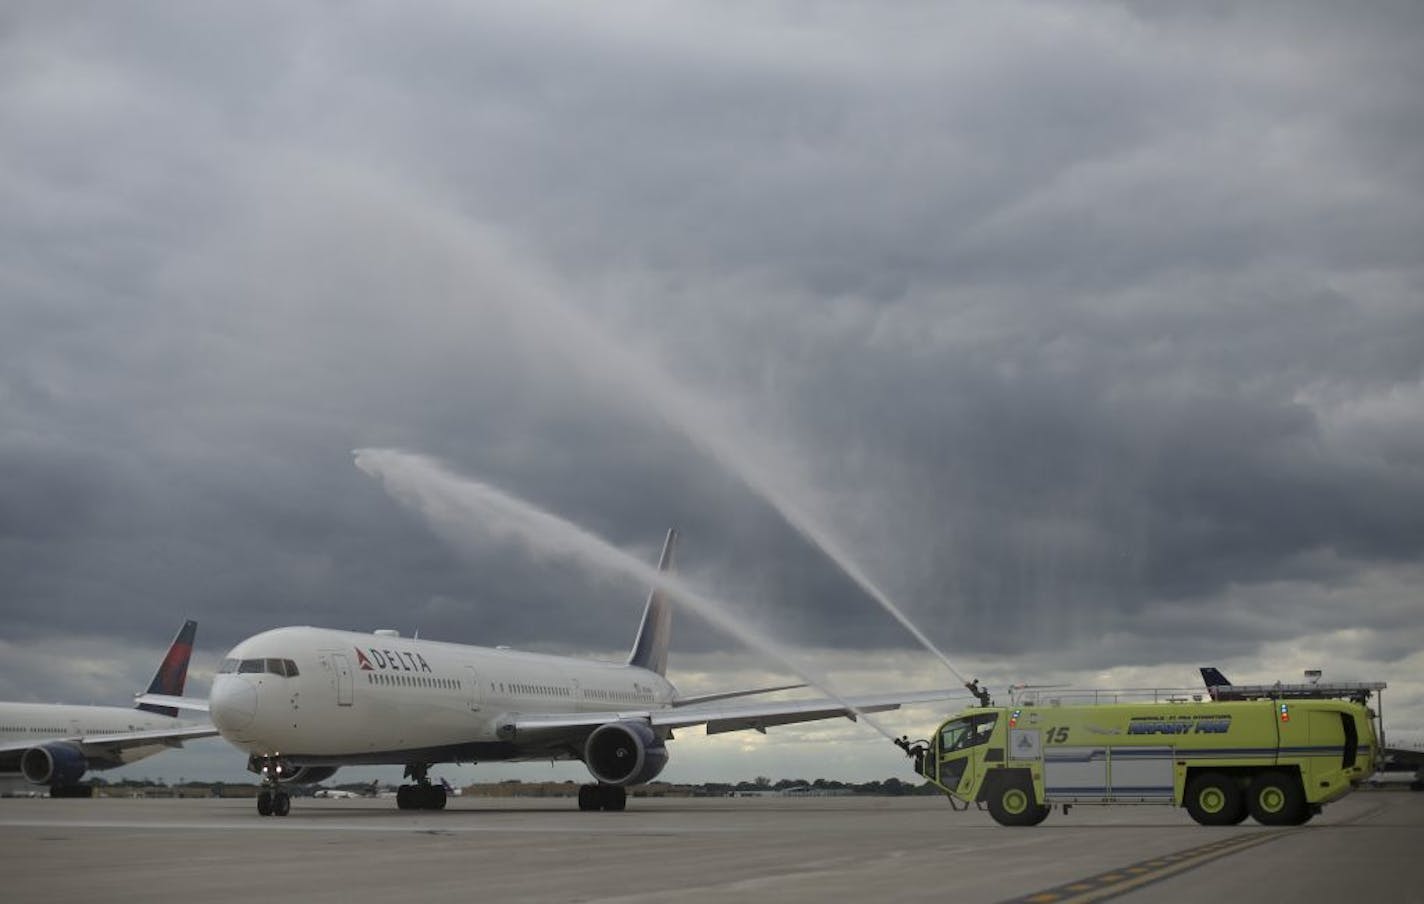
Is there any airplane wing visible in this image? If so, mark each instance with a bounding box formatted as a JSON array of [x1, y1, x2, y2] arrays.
[[670, 683, 808, 707], [0, 723, 219, 756], [132, 693, 210, 713], [1383, 746, 1424, 769], [503, 689, 962, 738]]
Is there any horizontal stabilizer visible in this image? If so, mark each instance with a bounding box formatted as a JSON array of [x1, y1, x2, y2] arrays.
[[134, 693, 211, 713]]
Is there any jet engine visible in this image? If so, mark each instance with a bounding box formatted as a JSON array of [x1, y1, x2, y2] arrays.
[[281, 766, 339, 785], [20, 743, 88, 786], [584, 721, 667, 786]]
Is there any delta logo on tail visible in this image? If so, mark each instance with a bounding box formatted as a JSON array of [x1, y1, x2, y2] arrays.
[[137, 619, 197, 718]]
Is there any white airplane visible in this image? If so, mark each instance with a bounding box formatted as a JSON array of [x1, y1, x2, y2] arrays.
[[142, 531, 959, 816], [0, 620, 218, 796]]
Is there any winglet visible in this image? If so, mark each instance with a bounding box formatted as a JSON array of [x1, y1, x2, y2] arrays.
[[628, 529, 677, 676], [137, 620, 197, 718]]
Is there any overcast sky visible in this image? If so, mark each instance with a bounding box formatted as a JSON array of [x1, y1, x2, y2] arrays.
[[2, 1, 1422, 784]]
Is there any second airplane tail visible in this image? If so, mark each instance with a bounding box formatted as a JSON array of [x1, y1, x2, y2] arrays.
[[628, 529, 677, 677], [137, 619, 197, 718]]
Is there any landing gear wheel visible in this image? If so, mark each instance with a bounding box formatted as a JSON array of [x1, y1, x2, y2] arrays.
[[427, 785, 448, 810], [396, 781, 447, 810], [578, 784, 626, 811], [985, 774, 1049, 827], [257, 790, 273, 817], [1185, 772, 1245, 826], [1248, 771, 1306, 826], [272, 791, 291, 817], [603, 785, 626, 812]]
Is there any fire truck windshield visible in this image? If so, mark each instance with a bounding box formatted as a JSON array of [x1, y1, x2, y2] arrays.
[[940, 713, 998, 753]]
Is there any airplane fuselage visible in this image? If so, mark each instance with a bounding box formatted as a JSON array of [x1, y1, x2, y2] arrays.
[[0, 703, 196, 772], [211, 626, 678, 766]]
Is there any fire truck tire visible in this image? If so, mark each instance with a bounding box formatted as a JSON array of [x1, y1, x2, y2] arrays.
[[985, 773, 1049, 827], [1247, 771, 1306, 826], [1185, 772, 1245, 826]]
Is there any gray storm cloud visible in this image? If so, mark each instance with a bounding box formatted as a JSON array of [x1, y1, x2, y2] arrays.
[[1, 1, 1421, 768]]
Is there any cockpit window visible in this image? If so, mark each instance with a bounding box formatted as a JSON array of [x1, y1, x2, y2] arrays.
[[234, 657, 300, 676], [218, 658, 239, 674]]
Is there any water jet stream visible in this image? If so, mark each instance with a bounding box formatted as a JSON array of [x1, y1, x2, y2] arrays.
[[499, 292, 975, 694], [354, 447, 905, 741]]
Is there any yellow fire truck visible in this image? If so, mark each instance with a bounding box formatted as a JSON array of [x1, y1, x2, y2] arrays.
[[897, 681, 1383, 826]]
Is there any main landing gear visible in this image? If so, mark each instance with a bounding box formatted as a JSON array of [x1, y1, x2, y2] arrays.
[[396, 763, 447, 811], [253, 756, 291, 818], [578, 784, 626, 812]]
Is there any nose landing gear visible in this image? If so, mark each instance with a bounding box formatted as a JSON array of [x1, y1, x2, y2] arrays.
[[396, 763, 447, 811], [256, 788, 290, 816], [252, 756, 292, 817]]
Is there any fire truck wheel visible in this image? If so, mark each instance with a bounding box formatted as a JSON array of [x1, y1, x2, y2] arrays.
[[986, 773, 1048, 827], [1247, 771, 1306, 826], [1185, 772, 1245, 826]]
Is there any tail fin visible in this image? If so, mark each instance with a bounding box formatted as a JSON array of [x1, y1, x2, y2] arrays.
[[1200, 667, 1231, 688], [1200, 667, 1230, 702], [137, 620, 197, 718], [628, 529, 677, 676]]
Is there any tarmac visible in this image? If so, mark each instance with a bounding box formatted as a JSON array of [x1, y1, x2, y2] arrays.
[[1, 789, 1420, 903]]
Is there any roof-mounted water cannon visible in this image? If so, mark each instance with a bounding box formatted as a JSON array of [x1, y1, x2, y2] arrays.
[[965, 679, 992, 708]]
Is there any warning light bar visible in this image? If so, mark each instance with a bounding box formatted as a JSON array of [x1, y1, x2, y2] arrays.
[[1206, 681, 1385, 704]]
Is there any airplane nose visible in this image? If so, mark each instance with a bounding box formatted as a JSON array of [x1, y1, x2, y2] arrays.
[[210, 677, 258, 733]]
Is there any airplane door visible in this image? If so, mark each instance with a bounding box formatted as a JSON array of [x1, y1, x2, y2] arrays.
[[464, 666, 481, 712], [332, 653, 354, 706]]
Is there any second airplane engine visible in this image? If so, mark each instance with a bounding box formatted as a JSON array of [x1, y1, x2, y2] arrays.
[[584, 721, 668, 786], [280, 766, 339, 785], [20, 742, 88, 786]]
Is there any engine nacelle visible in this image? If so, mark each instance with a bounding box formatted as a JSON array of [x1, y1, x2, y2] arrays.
[[21, 743, 88, 786], [584, 721, 668, 786], [281, 766, 339, 785]]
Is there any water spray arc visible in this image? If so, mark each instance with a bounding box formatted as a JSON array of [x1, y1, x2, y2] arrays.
[[633, 388, 983, 702], [495, 291, 982, 702], [353, 448, 905, 742]]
